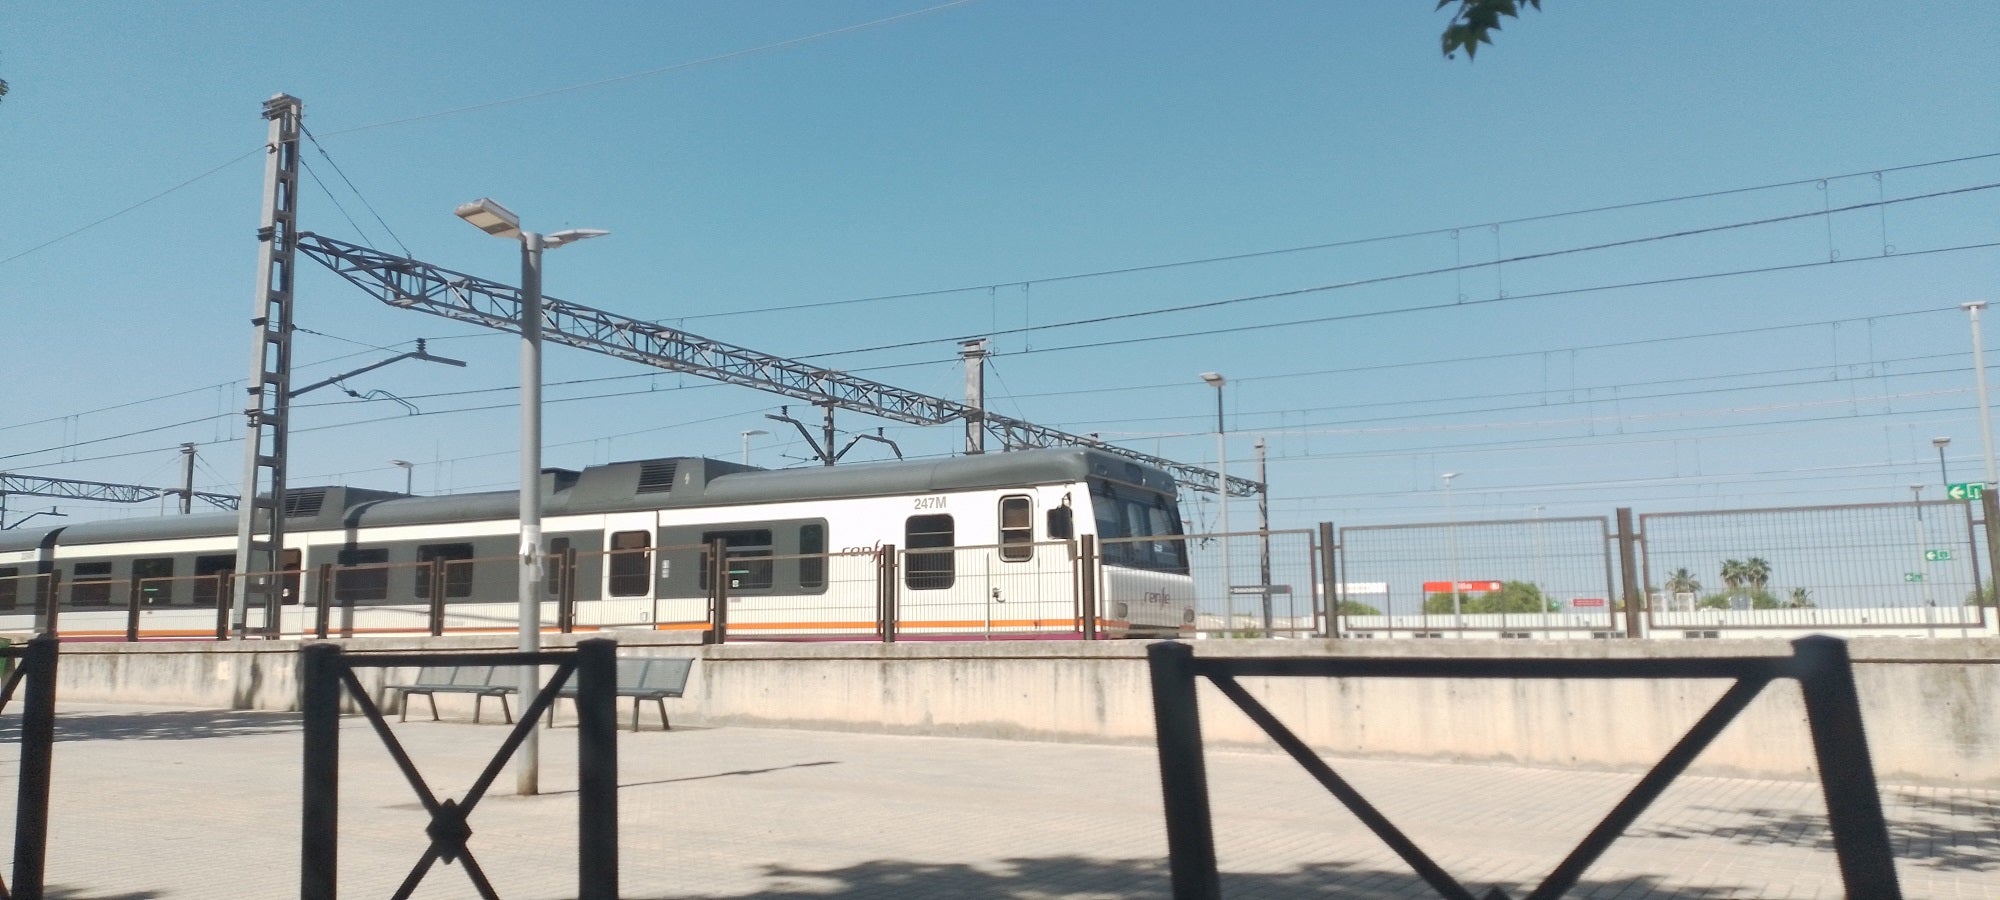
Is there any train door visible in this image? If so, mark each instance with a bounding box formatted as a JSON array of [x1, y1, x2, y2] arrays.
[[597, 512, 662, 630]]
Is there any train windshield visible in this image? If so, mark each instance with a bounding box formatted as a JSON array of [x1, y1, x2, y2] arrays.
[[1089, 479, 1189, 574]]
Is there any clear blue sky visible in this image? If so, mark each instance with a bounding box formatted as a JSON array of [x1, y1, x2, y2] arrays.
[[2, 1, 1997, 533]]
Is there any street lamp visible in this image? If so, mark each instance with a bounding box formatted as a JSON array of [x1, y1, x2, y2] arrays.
[[1441, 472, 1462, 630], [390, 459, 414, 495], [456, 197, 607, 797], [1933, 436, 1952, 491], [1200, 372, 1230, 633], [1964, 301, 1997, 487], [741, 429, 769, 466]]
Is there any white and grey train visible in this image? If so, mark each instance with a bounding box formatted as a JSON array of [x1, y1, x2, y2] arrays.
[[0, 448, 1196, 641]]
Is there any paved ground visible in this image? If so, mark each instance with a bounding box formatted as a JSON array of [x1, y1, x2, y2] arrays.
[[0, 703, 1993, 899]]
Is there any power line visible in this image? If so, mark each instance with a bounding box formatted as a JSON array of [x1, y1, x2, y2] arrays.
[[811, 183, 2000, 358], [676, 150, 2000, 323], [300, 125, 411, 255], [962, 241, 2000, 363], [0, 148, 261, 268]]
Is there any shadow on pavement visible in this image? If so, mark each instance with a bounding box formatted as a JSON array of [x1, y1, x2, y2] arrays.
[[1630, 790, 1999, 873], [43, 886, 164, 899], [630, 856, 1757, 899], [0, 708, 299, 742]]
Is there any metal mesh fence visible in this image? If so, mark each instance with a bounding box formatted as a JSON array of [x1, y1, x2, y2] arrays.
[[895, 541, 1080, 637], [724, 549, 881, 638], [1336, 516, 1618, 636], [1640, 500, 1992, 633], [1143, 530, 1319, 637]]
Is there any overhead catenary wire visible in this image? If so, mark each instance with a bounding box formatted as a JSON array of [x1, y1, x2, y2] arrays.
[[674, 150, 2000, 322], [808, 182, 2000, 359]]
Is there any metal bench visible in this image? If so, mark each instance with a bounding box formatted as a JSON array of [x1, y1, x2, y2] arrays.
[[387, 664, 518, 724], [547, 657, 694, 732]]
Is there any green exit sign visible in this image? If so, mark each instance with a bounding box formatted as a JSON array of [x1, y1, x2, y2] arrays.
[[1948, 482, 1985, 501], [1925, 549, 1952, 562], [1904, 572, 1925, 582]]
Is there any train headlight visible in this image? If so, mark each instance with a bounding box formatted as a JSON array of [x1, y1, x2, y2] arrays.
[[1182, 608, 1197, 624], [1113, 602, 1129, 620]]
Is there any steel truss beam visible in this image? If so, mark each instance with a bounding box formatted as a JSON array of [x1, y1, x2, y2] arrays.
[[296, 233, 1262, 497], [0, 474, 237, 511]]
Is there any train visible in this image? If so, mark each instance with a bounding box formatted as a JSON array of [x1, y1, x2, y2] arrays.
[[0, 447, 1197, 641]]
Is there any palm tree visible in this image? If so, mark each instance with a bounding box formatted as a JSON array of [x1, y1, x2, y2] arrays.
[[1664, 568, 1701, 611], [1744, 557, 1772, 592], [1720, 559, 1747, 596], [1787, 587, 1814, 609]]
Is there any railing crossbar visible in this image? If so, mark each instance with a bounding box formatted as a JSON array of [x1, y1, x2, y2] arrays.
[[1207, 673, 1476, 900], [1524, 676, 1769, 900], [1149, 636, 1902, 899], [302, 641, 617, 900]]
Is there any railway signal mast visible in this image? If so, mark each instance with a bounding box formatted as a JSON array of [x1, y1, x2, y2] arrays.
[[231, 94, 303, 640]]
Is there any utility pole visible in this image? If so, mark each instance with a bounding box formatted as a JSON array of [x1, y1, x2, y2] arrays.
[[178, 443, 196, 514], [961, 339, 988, 455], [1256, 437, 1272, 637], [231, 94, 302, 640]]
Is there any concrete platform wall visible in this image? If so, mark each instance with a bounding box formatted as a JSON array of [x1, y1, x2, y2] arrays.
[[44, 634, 2000, 787]]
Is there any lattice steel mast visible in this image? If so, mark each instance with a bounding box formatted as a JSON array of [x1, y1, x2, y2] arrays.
[[294, 233, 1263, 497], [231, 94, 303, 638]]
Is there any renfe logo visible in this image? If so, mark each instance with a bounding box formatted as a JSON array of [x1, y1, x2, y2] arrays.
[[1421, 581, 1502, 593]]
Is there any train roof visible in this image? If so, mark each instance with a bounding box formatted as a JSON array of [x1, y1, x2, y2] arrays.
[[36, 447, 1178, 545]]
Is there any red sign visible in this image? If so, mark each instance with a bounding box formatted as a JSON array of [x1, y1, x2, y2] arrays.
[[1570, 597, 1606, 608], [1422, 581, 1503, 593]]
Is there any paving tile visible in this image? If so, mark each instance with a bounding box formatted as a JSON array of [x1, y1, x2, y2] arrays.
[[0, 702, 1990, 898]]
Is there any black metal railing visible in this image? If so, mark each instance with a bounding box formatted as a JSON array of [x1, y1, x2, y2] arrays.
[[1147, 635, 1901, 899], [300, 639, 619, 900], [0, 636, 59, 900]]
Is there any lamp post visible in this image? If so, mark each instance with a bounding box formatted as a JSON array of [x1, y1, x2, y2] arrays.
[[390, 459, 414, 495], [1912, 484, 1938, 637], [1965, 301, 1997, 487], [1200, 372, 1230, 634], [1531, 504, 1548, 637], [741, 429, 768, 466], [1936, 435, 1986, 609], [1442, 472, 1462, 632], [456, 197, 607, 796]]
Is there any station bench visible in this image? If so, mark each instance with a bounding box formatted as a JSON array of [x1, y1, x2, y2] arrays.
[[546, 656, 695, 732], [387, 664, 518, 724]]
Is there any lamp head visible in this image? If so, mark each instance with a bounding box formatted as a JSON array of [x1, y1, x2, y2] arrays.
[[1933, 436, 1951, 448], [1200, 372, 1225, 387], [455, 198, 522, 239], [389, 459, 413, 469], [546, 228, 611, 249]]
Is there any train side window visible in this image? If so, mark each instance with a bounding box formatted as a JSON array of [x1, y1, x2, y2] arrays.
[[335, 548, 390, 604], [546, 537, 571, 598], [799, 524, 826, 590], [609, 531, 651, 597], [999, 495, 1034, 562], [416, 543, 475, 599], [134, 557, 175, 605], [193, 555, 233, 609], [71, 561, 113, 606], [0, 567, 17, 611], [905, 514, 955, 590], [699, 529, 773, 591]]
